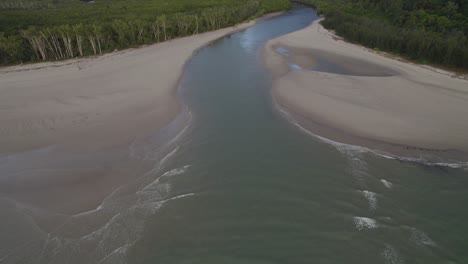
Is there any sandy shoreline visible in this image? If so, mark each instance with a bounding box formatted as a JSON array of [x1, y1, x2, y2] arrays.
[[263, 18, 468, 163], [0, 18, 264, 215]]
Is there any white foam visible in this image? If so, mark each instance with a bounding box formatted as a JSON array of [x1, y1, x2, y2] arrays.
[[23, 146, 189, 263], [382, 244, 403, 264], [98, 242, 134, 264], [72, 206, 102, 218], [141, 165, 190, 192], [75, 186, 124, 216], [165, 110, 193, 146], [81, 213, 123, 241], [379, 154, 468, 169], [353, 216, 378, 230], [360, 190, 378, 211], [276, 103, 369, 155], [161, 165, 191, 178], [140, 182, 171, 197], [410, 228, 436, 246], [349, 156, 370, 181], [380, 179, 393, 189], [163, 193, 195, 202], [128, 110, 192, 162], [159, 146, 179, 170]]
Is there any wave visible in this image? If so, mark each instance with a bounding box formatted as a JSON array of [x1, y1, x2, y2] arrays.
[[360, 190, 378, 211], [353, 216, 378, 231]]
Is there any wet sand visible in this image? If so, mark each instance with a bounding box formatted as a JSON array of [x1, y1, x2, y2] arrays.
[[263, 18, 468, 163], [0, 19, 260, 215]]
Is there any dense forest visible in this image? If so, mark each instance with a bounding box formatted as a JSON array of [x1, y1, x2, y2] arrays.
[[0, 0, 290, 65], [298, 0, 468, 70]]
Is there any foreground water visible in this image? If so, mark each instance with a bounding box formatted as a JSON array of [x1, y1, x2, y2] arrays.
[[124, 7, 468, 264], [2, 7, 468, 264]]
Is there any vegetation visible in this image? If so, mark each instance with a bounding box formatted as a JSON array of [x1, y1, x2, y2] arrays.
[[297, 0, 468, 70], [0, 0, 290, 65]]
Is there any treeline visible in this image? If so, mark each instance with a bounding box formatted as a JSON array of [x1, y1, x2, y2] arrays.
[[300, 0, 468, 70], [0, 0, 53, 10], [0, 0, 71, 10], [0, 0, 290, 65]]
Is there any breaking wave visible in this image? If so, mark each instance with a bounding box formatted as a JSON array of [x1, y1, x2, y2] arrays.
[[353, 216, 378, 231]]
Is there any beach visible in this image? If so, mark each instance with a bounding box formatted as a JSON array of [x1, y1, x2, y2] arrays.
[[263, 18, 468, 162], [0, 20, 258, 215]]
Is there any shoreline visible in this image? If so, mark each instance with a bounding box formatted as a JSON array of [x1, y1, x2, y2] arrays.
[[274, 97, 468, 168], [0, 13, 282, 215], [263, 18, 468, 164]]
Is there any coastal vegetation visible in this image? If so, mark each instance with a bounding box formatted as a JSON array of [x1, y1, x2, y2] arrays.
[[0, 0, 290, 65], [297, 0, 468, 70]]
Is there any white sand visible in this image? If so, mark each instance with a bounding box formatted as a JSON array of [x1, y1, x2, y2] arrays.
[[263, 18, 468, 160]]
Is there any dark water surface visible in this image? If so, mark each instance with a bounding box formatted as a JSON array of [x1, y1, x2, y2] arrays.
[[127, 7, 468, 264]]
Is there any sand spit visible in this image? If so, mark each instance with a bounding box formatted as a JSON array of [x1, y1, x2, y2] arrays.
[[263, 18, 468, 162]]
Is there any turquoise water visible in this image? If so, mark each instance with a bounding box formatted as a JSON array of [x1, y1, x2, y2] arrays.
[[126, 7, 468, 264]]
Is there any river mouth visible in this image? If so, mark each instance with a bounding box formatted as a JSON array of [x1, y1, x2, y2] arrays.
[[2, 6, 468, 264]]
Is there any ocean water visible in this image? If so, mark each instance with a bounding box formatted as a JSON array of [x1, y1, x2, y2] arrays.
[[2, 6, 468, 264]]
